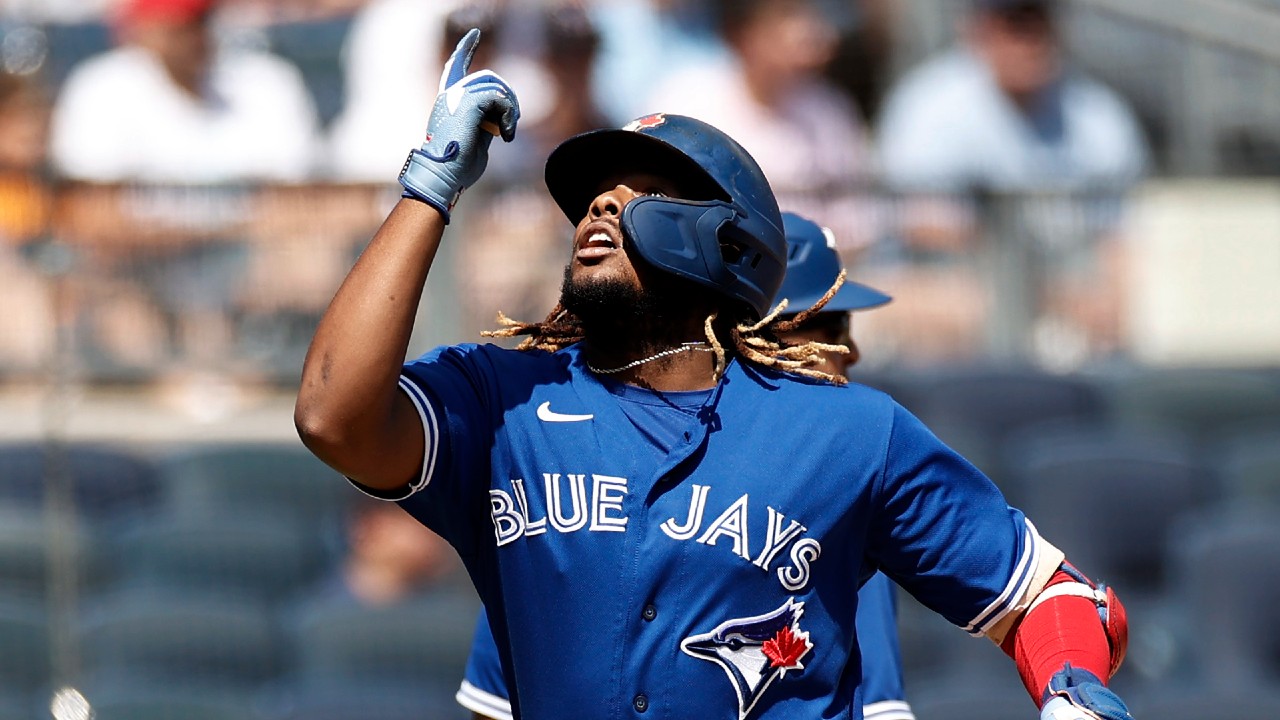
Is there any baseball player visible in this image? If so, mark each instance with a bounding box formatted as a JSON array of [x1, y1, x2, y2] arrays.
[[295, 29, 1134, 720], [455, 212, 913, 720]]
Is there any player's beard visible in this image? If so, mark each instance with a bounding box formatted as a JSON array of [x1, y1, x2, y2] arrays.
[[559, 265, 700, 355]]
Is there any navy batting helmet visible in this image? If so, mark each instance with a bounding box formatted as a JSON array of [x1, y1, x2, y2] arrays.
[[779, 212, 890, 314], [544, 113, 786, 318]]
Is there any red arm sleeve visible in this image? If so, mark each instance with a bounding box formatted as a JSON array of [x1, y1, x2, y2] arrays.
[[999, 565, 1128, 707]]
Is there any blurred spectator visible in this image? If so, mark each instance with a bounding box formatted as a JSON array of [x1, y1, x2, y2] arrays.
[[865, 0, 1149, 366], [325, 0, 473, 182], [49, 0, 320, 183], [823, 0, 895, 124], [878, 0, 1146, 193], [587, 0, 729, 124], [484, 3, 608, 186], [45, 0, 322, 383], [0, 71, 50, 238], [0, 70, 54, 371], [646, 0, 876, 255], [306, 495, 463, 609]]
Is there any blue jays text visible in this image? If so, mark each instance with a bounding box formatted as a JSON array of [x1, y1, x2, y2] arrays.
[[491, 478, 822, 591]]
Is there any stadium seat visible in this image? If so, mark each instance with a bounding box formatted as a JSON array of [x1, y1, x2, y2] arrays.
[[0, 442, 162, 527], [109, 513, 328, 603], [75, 679, 268, 720], [0, 688, 37, 720], [154, 443, 347, 530], [1214, 422, 1280, 505], [1102, 367, 1280, 448], [75, 588, 285, 687], [289, 587, 480, 685], [1005, 423, 1218, 596], [905, 672, 1033, 720], [1128, 687, 1280, 720], [0, 507, 104, 600], [0, 594, 49, 691], [1167, 507, 1280, 691], [883, 364, 1108, 502], [0, 508, 51, 599], [273, 678, 465, 720]]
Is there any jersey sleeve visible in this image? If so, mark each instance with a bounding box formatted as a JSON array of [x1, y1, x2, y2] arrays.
[[456, 608, 513, 720], [856, 573, 915, 720], [868, 403, 1064, 643], [388, 344, 500, 550]]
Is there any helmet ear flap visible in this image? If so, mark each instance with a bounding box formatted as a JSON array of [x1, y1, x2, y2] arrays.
[[621, 195, 735, 279], [621, 196, 781, 319]]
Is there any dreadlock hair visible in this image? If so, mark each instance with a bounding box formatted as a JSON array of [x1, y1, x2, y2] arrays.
[[482, 302, 583, 352], [482, 271, 853, 386]]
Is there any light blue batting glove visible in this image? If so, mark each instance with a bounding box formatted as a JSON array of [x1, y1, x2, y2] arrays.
[[398, 27, 520, 222], [1039, 665, 1135, 720]]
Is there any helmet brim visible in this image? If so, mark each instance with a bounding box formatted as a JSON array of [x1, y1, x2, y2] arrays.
[[781, 280, 891, 315], [544, 128, 729, 225]]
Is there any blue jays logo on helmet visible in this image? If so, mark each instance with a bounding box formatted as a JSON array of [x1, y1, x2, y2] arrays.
[[778, 212, 891, 315], [544, 113, 787, 318], [623, 113, 667, 132], [681, 598, 814, 719]]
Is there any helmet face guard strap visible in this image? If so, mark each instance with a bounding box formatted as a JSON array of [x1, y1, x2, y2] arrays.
[[622, 196, 775, 318]]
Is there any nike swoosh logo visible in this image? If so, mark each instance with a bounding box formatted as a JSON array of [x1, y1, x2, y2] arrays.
[[536, 401, 594, 423]]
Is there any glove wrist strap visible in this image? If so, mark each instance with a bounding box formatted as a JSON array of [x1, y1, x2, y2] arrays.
[[1041, 664, 1134, 720], [398, 149, 458, 223]]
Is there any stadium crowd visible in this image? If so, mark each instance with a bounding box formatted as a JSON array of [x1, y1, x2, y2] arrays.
[[0, 0, 1164, 385]]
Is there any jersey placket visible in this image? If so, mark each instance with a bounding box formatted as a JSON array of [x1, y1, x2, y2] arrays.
[[616, 381, 724, 719]]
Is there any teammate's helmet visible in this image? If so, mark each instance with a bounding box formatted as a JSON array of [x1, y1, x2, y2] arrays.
[[544, 113, 786, 318], [778, 212, 891, 314]]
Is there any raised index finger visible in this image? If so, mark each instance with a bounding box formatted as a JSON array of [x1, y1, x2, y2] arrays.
[[439, 27, 481, 93]]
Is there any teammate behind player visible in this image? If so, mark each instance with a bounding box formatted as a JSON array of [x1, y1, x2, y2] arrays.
[[455, 212, 914, 720], [295, 29, 1134, 720]]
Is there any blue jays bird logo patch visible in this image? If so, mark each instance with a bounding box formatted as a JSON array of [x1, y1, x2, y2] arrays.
[[681, 598, 814, 719]]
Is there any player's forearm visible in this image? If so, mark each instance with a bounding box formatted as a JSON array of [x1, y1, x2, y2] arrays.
[[295, 198, 444, 487], [1001, 564, 1133, 719], [298, 26, 517, 488]]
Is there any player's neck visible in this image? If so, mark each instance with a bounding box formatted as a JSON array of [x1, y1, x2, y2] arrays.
[[586, 340, 721, 391], [582, 316, 724, 390]]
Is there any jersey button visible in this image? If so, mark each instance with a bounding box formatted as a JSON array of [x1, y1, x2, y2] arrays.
[[642, 604, 657, 621], [633, 694, 649, 713]]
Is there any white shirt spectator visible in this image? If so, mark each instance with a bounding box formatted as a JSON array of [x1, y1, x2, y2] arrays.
[[588, 0, 730, 125], [324, 0, 459, 183], [50, 44, 320, 184], [878, 49, 1147, 193]]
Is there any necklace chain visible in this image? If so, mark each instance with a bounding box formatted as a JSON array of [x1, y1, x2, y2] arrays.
[[587, 342, 713, 375]]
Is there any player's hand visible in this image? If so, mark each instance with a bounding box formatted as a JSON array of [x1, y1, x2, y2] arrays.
[[398, 27, 520, 222], [1039, 666, 1135, 720]]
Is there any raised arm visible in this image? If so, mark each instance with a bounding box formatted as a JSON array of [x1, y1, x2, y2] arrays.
[[294, 29, 519, 491]]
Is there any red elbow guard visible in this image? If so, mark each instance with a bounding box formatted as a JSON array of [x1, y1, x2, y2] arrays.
[[1000, 564, 1129, 706]]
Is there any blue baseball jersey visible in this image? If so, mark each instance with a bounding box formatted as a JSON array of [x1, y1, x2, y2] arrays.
[[372, 342, 1061, 720], [457, 572, 915, 720]]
